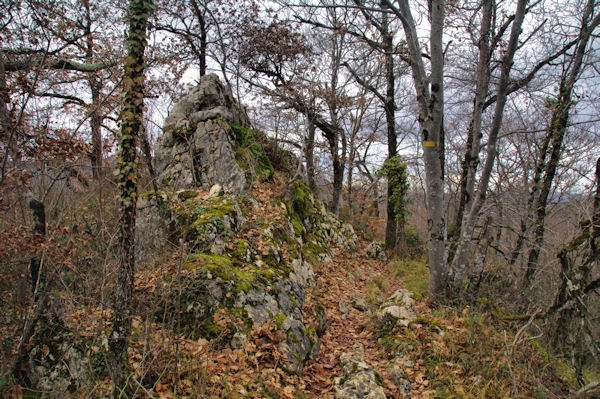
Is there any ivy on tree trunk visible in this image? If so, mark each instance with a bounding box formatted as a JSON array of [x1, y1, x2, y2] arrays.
[[108, 0, 153, 395]]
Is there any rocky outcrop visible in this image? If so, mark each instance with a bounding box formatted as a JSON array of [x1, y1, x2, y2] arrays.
[[24, 322, 106, 395], [334, 344, 386, 399], [155, 74, 249, 193], [138, 74, 358, 375]]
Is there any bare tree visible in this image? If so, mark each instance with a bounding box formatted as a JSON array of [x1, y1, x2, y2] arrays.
[[450, 0, 529, 290], [525, 0, 600, 283], [383, 0, 447, 299]]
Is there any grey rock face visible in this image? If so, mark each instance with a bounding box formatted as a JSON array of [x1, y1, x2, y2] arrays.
[[136, 75, 363, 376], [26, 323, 102, 395], [334, 343, 386, 399], [155, 73, 248, 193], [338, 301, 349, 317], [388, 364, 412, 397]]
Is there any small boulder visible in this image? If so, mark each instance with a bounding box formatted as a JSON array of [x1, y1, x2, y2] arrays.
[[351, 297, 370, 312], [388, 364, 411, 396], [315, 304, 327, 337], [376, 289, 416, 327], [338, 301, 349, 317], [335, 344, 386, 399], [365, 241, 386, 261], [205, 183, 224, 199]]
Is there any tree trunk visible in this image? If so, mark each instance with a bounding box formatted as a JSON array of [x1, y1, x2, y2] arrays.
[[385, 0, 447, 299], [449, 0, 492, 261], [450, 0, 528, 290], [525, 3, 600, 284], [347, 146, 355, 218], [508, 130, 551, 267], [383, 3, 398, 252], [550, 158, 600, 384], [191, 0, 207, 77], [29, 199, 46, 297], [305, 117, 317, 192], [108, 0, 152, 394], [83, 0, 105, 180], [331, 147, 343, 215]]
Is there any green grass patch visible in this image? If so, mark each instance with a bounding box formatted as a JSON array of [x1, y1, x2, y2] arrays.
[[388, 258, 429, 299]]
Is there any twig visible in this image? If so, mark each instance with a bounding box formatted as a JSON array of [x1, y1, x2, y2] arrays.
[[511, 309, 541, 350], [573, 380, 600, 398]]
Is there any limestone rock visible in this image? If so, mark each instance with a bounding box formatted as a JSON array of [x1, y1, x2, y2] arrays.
[[335, 344, 386, 399], [136, 75, 361, 376], [155, 74, 248, 193], [365, 241, 386, 261], [376, 289, 416, 327], [25, 323, 104, 395], [315, 304, 328, 337], [347, 272, 357, 283], [338, 301, 349, 317], [388, 364, 411, 397], [351, 297, 370, 312], [205, 183, 224, 199]]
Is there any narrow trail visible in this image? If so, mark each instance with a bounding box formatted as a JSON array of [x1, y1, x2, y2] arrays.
[[301, 241, 409, 398]]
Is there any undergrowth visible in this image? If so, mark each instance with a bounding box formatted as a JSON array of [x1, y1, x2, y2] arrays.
[[378, 302, 572, 398]]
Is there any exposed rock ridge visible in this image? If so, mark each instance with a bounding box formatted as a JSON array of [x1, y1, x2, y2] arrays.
[[140, 74, 358, 375]]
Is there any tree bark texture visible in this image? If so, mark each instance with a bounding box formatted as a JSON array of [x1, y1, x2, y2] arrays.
[[448, 0, 493, 262], [305, 117, 317, 192], [383, 3, 398, 252], [191, 0, 207, 77], [29, 199, 46, 296], [83, 0, 105, 180]]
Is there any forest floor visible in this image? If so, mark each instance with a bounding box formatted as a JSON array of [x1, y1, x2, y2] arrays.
[[173, 239, 576, 398], [2, 225, 583, 398], [115, 239, 574, 398]]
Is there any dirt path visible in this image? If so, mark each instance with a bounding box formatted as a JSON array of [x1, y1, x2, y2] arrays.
[[301, 241, 406, 398]]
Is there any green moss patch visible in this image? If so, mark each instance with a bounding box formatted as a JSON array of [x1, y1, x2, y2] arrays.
[[229, 123, 275, 183]]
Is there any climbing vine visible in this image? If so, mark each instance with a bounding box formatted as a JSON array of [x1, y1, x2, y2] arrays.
[[379, 156, 410, 226]]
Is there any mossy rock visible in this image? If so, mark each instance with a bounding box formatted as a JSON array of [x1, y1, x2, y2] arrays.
[[229, 122, 298, 182], [21, 321, 107, 394]]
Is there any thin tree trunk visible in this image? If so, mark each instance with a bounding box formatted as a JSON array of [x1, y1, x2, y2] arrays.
[[108, 0, 152, 394], [305, 117, 317, 192], [327, 27, 345, 215], [383, 2, 398, 252], [508, 130, 551, 267], [140, 125, 163, 208], [29, 199, 46, 296], [449, 0, 492, 257], [331, 148, 343, 214], [347, 146, 355, 218], [83, 0, 104, 180], [451, 0, 528, 290], [525, 2, 600, 284], [191, 0, 207, 77]]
